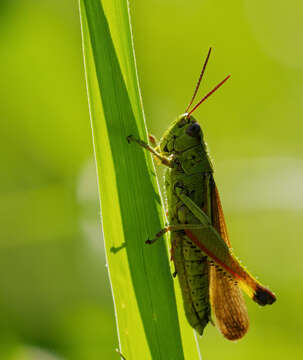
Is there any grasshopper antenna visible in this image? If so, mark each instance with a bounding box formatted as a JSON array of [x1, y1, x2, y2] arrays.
[[187, 75, 231, 116], [185, 47, 212, 113]]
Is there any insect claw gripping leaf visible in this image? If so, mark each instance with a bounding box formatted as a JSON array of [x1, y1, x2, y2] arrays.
[[129, 49, 276, 339]]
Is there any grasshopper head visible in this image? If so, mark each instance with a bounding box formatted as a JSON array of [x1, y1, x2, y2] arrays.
[[158, 49, 230, 155], [159, 114, 203, 154]]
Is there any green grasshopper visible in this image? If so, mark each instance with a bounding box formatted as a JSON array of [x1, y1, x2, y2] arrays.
[[127, 48, 276, 340]]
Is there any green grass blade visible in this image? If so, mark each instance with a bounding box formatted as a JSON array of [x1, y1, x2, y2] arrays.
[[79, 0, 201, 358]]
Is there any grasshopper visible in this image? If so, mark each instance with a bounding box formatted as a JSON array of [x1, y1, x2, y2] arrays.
[[127, 48, 276, 340]]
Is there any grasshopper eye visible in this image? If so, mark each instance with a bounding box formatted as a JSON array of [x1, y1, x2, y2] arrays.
[[186, 122, 201, 137]]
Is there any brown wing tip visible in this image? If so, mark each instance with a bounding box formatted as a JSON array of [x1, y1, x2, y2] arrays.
[[253, 286, 276, 306], [222, 327, 248, 341], [217, 314, 249, 341]]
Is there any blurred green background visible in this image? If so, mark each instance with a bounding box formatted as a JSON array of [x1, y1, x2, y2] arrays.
[[1, 0, 302, 359]]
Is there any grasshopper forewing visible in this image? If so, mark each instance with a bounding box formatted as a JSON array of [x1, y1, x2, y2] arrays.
[[127, 48, 276, 340]]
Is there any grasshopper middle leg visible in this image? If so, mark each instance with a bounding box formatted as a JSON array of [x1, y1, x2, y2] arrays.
[[146, 224, 208, 244]]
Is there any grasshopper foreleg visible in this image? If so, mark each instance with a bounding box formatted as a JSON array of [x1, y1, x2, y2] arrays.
[[127, 135, 172, 167]]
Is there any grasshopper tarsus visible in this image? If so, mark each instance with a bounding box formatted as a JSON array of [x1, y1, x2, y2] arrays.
[[172, 271, 178, 278], [126, 135, 134, 143], [145, 238, 156, 245]]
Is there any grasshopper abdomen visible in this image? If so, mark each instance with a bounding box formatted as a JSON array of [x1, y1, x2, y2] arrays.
[[171, 232, 210, 335]]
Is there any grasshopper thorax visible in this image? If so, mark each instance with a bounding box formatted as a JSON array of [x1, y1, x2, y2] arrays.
[[159, 114, 204, 154]]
